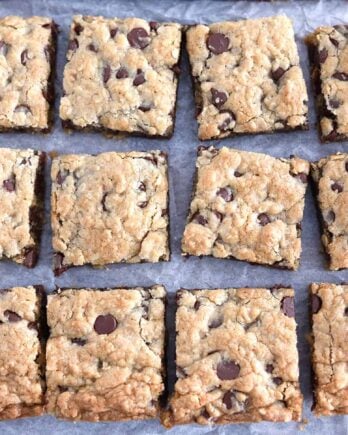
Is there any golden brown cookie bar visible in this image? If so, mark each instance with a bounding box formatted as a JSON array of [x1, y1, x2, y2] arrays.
[[182, 146, 309, 270], [310, 283, 348, 415], [162, 287, 302, 427], [306, 25, 348, 142], [186, 16, 308, 140], [60, 15, 182, 138], [46, 286, 166, 422], [51, 150, 169, 275], [0, 148, 45, 267], [0, 286, 46, 420], [311, 153, 348, 270], [0, 16, 57, 132]]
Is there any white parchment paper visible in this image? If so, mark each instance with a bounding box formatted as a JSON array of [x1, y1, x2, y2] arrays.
[[0, 0, 347, 434]]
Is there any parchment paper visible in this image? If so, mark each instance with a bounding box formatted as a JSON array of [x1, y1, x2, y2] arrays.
[[0, 0, 347, 434]]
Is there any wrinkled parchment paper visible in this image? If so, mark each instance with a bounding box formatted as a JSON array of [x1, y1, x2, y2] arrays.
[[0, 0, 347, 434]]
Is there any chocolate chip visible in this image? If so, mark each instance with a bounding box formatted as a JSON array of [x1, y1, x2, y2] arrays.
[[318, 48, 328, 64], [211, 88, 227, 108], [281, 296, 295, 318], [223, 391, 235, 409], [266, 364, 274, 373], [329, 99, 340, 109], [273, 377, 283, 386], [71, 338, 87, 346], [272, 67, 286, 81], [326, 210, 335, 225], [345, 161, 348, 172], [53, 253, 68, 276], [331, 182, 343, 193], [172, 64, 181, 75], [345, 307, 348, 316], [21, 49, 29, 65], [42, 86, 54, 103], [194, 300, 201, 311], [127, 27, 150, 49], [213, 211, 223, 222], [88, 43, 97, 52], [23, 248, 37, 268], [4, 310, 22, 322], [133, 69, 145, 86], [58, 386, 68, 393], [74, 24, 84, 35], [201, 409, 210, 419], [311, 294, 322, 314], [139, 105, 151, 112], [103, 65, 111, 83], [294, 172, 308, 183], [101, 193, 108, 212], [149, 21, 159, 31], [217, 360, 240, 380], [329, 37, 339, 47], [219, 110, 235, 131], [0, 41, 9, 56], [110, 28, 118, 38], [324, 129, 339, 141], [138, 201, 148, 208], [116, 67, 128, 79], [14, 104, 31, 114], [3, 176, 15, 192], [209, 317, 223, 329], [258, 213, 271, 226], [161, 208, 167, 217], [94, 314, 117, 334], [56, 171, 67, 186], [68, 39, 79, 52], [27, 321, 37, 330], [207, 33, 229, 55], [139, 182, 146, 191], [217, 187, 234, 202], [333, 72, 348, 81], [234, 171, 243, 177], [192, 213, 208, 226]]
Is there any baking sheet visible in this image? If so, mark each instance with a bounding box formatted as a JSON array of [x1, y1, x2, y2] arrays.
[[0, 0, 347, 434]]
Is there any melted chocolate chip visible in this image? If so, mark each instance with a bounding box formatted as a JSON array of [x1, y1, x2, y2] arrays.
[[3, 176, 15, 192], [266, 364, 274, 373], [139, 182, 146, 191], [21, 49, 29, 66], [53, 253, 68, 276], [88, 43, 97, 52], [223, 391, 235, 409], [58, 386, 68, 393], [318, 48, 328, 64], [234, 171, 243, 177], [326, 210, 335, 225], [272, 67, 286, 81], [345, 307, 348, 316], [192, 213, 208, 226], [23, 248, 38, 268], [329, 99, 340, 109], [74, 24, 84, 35], [116, 67, 128, 79], [258, 213, 271, 226], [209, 317, 223, 329], [110, 28, 118, 38], [27, 322, 37, 330], [331, 182, 343, 193], [0, 41, 9, 56], [211, 88, 227, 108], [207, 33, 230, 55], [311, 294, 322, 314], [138, 201, 148, 208], [333, 71, 348, 81], [94, 314, 117, 334], [127, 27, 150, 49], [201, 409, 210, 419], [4, 310, 22, 322], [133, 70, 145, 86], [101, 193, 108, 212], [56, 171, 67, 186], [68, 39, 79, 52], [149, 21, 159, 31], [216, 360, 240, 380], [325, 129, 339, 141], [219, 110, 235, 131], [139, 105, 151, 112], [329, 37, 339, 47], [213, 211, 223, 222], [71, 338, 87, 346], [194, 300, 201, 311], [103, 65, 111, 83], [345, 161, 348, 172], [273, 377, 283, 386], [172, 64, 181, 75], [281, 296, 295, 318], [217, 187, 234, 202], [294, 172, 308, 183]]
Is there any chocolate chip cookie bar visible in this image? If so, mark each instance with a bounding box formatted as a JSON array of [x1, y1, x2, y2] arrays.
[[310, 283, 348, 415], [46, 286, 166, 422], [311, 153, 348, 270], [186, 16, 308, 140], [51, 150, 169, 275], [0, 148, 45, 267], [182, 146, 309, 270], [162, 287, 302, 427], [306, 25, 348, 142], [0, 16, 57, 132], [0, 286, 46, 420], [60, 15, 182, 138]]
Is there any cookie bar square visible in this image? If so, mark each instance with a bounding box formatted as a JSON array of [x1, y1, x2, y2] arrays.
[[60, 15, 182, 138], [310, 283, 348, 415], [182, 146, 309, 270], [306, 25, 348, 142], [0, 286, 46, 420], [163, 287, 302, 427], [46, 286, 166, 422], [0, 148, 45, 267], [0, 16, 57, 132], [186, 16, 308, 140], [311, 153, 348, 270], [51, 150, 169, 275]]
